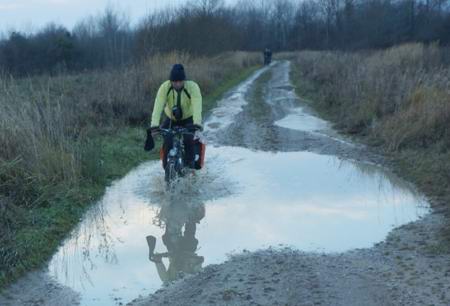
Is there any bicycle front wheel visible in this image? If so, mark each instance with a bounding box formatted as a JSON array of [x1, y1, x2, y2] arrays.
[[165, 162, 177, 183]]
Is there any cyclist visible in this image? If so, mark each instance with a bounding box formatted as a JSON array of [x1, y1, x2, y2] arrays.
[[148, 64, 203, 169], [263, 48, 272, 65]]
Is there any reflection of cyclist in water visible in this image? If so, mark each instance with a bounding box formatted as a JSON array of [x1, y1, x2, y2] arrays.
[[146, 203, 205, 283]]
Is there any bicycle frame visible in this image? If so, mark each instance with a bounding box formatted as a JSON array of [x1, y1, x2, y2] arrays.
[[158, 127, 194, 185]]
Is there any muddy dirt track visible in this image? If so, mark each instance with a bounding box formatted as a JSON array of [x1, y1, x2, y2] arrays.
[[1, 62, 450, 306], [127, 62, 450, 306]]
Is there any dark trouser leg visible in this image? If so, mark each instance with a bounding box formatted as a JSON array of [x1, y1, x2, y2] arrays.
[[178, 117, 194, 169], [161, 118, 172, 168], [163, 134, 174, 169]]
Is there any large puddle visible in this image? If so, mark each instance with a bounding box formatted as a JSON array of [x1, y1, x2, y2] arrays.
[[46, 63, 429, 306], [48, 147, 428, 306]]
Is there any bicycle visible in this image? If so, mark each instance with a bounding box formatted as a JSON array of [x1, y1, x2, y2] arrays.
[[157, 126, 204, 187]]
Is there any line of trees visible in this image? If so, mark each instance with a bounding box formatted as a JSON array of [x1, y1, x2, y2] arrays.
[[0, 0, 449, 76]]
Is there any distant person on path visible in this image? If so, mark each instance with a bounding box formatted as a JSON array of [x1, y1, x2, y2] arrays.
[[264, 48, 272, 65], [146, 64, 203, 169]]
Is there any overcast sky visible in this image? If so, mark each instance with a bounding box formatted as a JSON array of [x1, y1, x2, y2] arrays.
[[0, 0, 236, 34]]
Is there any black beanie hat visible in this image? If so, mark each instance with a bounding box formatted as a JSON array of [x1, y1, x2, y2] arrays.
[[170, 64, 186, 81]]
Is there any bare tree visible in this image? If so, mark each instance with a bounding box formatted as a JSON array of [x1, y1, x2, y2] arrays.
[[1, 0, 450, 76]]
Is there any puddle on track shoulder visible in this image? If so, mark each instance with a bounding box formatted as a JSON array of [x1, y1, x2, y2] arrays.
[[274, 107, 329, 133], [48, 146, 428, 306]]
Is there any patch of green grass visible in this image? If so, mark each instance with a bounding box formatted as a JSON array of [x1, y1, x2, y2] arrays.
[[246, 69, 273, 119], [253, 68, 272, 99]]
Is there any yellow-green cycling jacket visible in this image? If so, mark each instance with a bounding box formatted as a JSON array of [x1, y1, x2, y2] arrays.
[[150, 80, 202, 128]]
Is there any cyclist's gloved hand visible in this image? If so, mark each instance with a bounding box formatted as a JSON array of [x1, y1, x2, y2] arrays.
[[144, 127, 156, 151]]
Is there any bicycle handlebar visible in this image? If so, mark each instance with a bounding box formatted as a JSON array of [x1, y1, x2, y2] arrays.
[[156, 126, 196, 136]]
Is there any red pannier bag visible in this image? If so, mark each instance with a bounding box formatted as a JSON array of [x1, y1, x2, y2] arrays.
[[194, 139, 206, 170]]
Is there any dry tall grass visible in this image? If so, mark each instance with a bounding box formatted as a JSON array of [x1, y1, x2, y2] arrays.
[[293, 43, 450, 151], [0, 51, 259, 200]]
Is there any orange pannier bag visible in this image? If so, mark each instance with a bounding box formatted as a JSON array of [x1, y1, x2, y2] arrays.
[[160, 147, 166, 169], [195, 141, 206, 170]]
